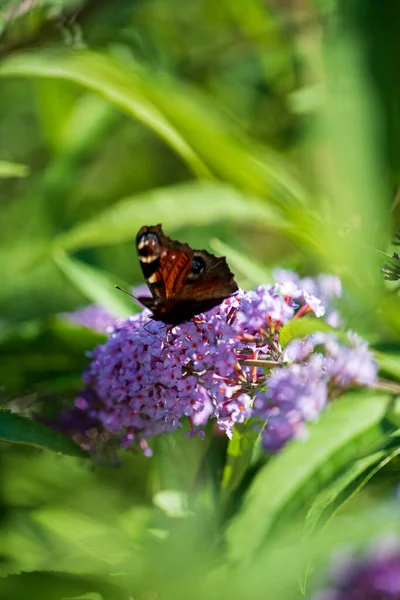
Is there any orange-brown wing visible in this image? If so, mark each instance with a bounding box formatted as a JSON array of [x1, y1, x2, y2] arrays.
[[136, 224, 194, 300], [135, 225, 238, 324]]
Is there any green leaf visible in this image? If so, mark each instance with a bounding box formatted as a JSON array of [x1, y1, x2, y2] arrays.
[[0, 572, 126, 600], [375, 350, 400, 380], [221, 423, 259, 504], [54, 250, 136, 318], [0, 50, 212, 179], [0, 50, 313, 213], [32, 506, 144, 575], [279, 316, 338, 348], [226, 391, 391, 562], [0, 318, 105, 394], [210, 239, 272, 287], [0, 160, 29, 178], [304, 451, 384, 536], [0, 410, 87, 458], [53, 182, 282, 252], [153, 490, 191, 518], [305, 442, 400, 538]]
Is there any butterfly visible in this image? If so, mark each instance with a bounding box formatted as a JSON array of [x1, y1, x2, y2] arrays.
[[135, 224, 238, 324]]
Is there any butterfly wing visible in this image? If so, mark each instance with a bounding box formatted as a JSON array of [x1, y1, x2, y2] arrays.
[[136, 224, 238, 324], [136, 224, 193, 300]]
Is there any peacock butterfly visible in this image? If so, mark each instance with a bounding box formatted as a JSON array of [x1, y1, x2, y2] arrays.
[[135, 224, 238, 324]]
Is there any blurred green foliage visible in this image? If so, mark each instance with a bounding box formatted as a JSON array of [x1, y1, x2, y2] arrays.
[[1, 0, 400, 598]]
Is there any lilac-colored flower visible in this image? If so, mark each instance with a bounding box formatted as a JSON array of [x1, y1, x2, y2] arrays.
[[214, 393, 253, 439], [254, 362, 328, 452], [326, 340, 378, 388], [283, 337, 315, 362], [256, 330, 377, 452], [62, 304, 118, 334], [273, 269, 341, 325], [235, 285, 295, 331], [312, 538, 400, 600], [286, 332, 377, 388], [58, 271, 376, 455], [273, 269, 342, 306]]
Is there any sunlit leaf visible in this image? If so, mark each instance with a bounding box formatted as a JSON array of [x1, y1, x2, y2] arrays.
[[221, 423, 259, 504], [279, 316, 338, 348], [0, 50, 212, 179], [54, 250, 135, 317], [54, 182, 282, 251], [305, 442, 400, 537], [304, 451, 384, 536], [226, 392, 391, 562], [0, 50, 313, 213], [375, 350, 400, 380], [0, 409, 87, 458], [0, 160, 29, 178], [210, 239, 272, 287]]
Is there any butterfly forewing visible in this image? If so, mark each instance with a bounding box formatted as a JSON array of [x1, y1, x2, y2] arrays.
[[136, 224, 193, 299]]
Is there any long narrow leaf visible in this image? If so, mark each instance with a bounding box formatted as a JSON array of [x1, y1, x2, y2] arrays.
[[54, 182, 283, 252], [226, 391, 391, 562], [0, 410, 87, 458], [210, 239, 272, 287], [0, 160, 29, 178], [54, 251, 136, 318], [0, 50, 313, 212]]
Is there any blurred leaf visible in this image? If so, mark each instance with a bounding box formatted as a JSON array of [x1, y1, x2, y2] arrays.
[[375, 350, 400, 380], [0, 409, 87, 458], [153, 490, 191, 518], [221, 423, 259, 504], [54, 182, 283, 251], [0, 160, 29, 178], [0, 318, 105, 393], [0, 50, 212, 179], [304, 451, 384, 536], [34, 79, 80, 154], [0, 50, 315, 214], [305, 442, 400, 537], [53, 250, 135, 317], [0, 571, 126, 600], [210, 238, 272, 287], [65, 594, 103, 600], [226, 391, 391, 562], [317, 27, 389, 318], [222, 0, 289, 84], [32, 506, 144, 575], [279, 316, 338, 348]]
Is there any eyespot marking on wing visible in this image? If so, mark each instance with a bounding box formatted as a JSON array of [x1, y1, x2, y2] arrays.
[[137, 232, 160, 263]]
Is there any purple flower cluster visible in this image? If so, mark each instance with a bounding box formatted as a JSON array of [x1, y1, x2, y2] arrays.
[[60, 271, 377, 455], [273, 269, 342, 327], [255, 331, 377, 452], [313, 538, 400, 600]]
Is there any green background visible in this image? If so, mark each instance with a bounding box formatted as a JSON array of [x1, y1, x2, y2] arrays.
[[1, 1, 400, 598]]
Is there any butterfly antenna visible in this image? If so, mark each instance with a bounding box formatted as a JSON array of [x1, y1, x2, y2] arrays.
[[114, 285, 138, 300]]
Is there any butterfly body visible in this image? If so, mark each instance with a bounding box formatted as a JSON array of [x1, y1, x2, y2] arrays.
[[136, 224, 238, 324]]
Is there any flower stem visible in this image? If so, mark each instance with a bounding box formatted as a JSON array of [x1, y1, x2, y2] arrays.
[[240, 359, 282, 368], [374, 379, 400, 394]]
